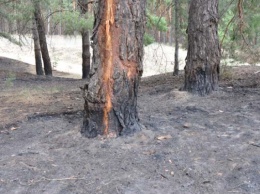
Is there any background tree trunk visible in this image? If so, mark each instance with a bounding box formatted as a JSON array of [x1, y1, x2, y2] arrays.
[[173, 0, 179, 76], [79, 0, 91, 79], [33, 0, 52, 76], [81, 0, 146, 138], [183, 0, 220, 96], [32, 20, 44, 75], [81, 31, 91, 79], [47, 9, 51, 35]]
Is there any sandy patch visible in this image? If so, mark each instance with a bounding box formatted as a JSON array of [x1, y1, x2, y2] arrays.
[[0, 35, 186, 77]]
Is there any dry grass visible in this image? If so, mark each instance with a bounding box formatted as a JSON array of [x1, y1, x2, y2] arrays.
[[0, 70, 84, 129]]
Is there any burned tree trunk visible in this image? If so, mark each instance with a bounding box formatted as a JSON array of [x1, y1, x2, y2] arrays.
[[81, 0, 146, 138], [33, 0, 52, 76], [184, 0, 220, 95], [32, 20, 44, 75], [79, 0, 91, 79]]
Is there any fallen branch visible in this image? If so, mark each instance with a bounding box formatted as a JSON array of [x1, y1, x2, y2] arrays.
[[42, 176, 86, 181], [18, 176, 93, 186], [249, 143, 260, 148]]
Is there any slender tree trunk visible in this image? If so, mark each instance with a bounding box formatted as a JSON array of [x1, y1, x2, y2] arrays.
[[16, 0, 22, 34], [59, 0, 63, 35], [33, 0, 52, 76], [8, 20, 13, 34], [81, 0, 146, 138], [183, 0, 220, 96], [81, 31, 91, 79], [170, 25, 173, 45], [255, 32, 258, 45], [170, 5, 173, 46], [47, 9, 51, 35], [173, 0, 179, 75], [0, 18, 6, 33], [79, 0, 91, 79], [32, 20, 44, 75], [73, 0, 77, 10]]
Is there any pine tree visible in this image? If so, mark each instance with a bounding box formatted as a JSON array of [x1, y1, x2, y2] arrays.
[[81, 0, 146, 138], [184, 0, 220, 95]]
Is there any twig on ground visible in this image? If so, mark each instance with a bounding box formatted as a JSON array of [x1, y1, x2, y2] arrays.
[[20, 162, 40, 171], [160, 174, 168, 179], [42, 176, 86, 181], [17, 176, 93, 186], [249, 143, 260, 148]]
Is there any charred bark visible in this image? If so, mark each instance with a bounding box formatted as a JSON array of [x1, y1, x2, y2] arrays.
[[79, 0, 91, 79], [184, 0, 220, 95], [33, 0, 52, 76], [81, 0, 146, 138], [32, 20, 44, 75]]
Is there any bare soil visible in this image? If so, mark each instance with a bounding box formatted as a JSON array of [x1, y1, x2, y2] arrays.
[[0, 57, 260, 194]]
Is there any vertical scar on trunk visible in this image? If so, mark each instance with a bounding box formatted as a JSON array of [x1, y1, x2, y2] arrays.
[[103, 0, 114, 135]]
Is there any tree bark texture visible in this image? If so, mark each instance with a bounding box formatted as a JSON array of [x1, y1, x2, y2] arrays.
[[32, 20, 44, 75], [79, 0, 91, 79], [184, 0, 220, 95], [173, 0, 179, 76], [81, 0, 146, 138], [33, 0, 52, 76]]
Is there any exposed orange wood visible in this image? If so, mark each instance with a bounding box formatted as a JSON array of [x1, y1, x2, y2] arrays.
[[103, 0, 114, 135]]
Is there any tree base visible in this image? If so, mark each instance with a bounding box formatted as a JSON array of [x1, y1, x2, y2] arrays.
[[81, 108, 141, 138], [81, 96, 141, 138], [184, 69, 219, 96]]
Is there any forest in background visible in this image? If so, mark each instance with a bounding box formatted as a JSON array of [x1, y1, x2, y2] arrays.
[[0, 0, 259, 66]]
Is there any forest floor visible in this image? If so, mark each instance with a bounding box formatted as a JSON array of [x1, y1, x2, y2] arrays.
[[0, 57, 260, 194]]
